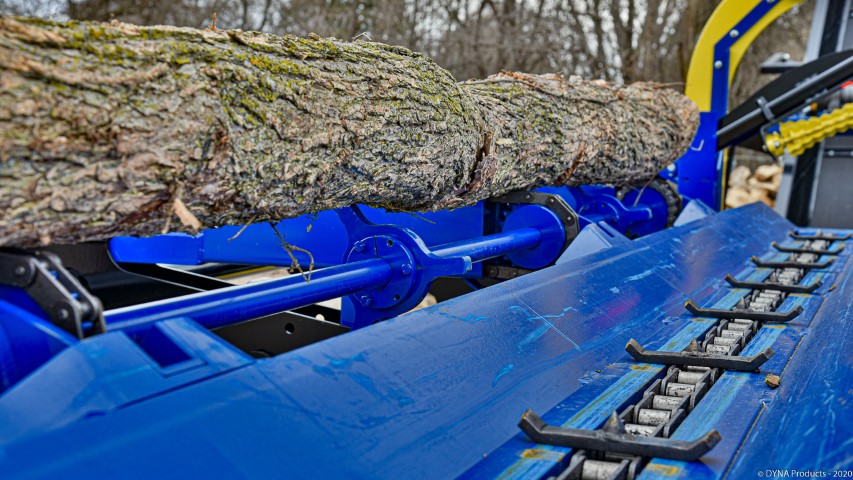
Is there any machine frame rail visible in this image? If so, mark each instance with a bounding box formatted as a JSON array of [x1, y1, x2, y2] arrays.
[[625, 339, 774, 371], [724, 274, 822, 294], [518, 410, 720, 462]]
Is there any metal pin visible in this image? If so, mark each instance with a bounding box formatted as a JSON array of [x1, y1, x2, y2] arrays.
[[653, 395, 685, 410], [665, 382, 696, 397], [637, 408, 671, 425], [582, 460, 623, 480], [625, 423, 658, 436], [706, 344, 731, 354], [677, 370, 705, 384], [713, 336, 739, 346]]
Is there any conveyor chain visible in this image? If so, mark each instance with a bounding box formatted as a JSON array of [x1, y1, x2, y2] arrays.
[[0, 249, 105, 338], [519, 231, 844, 480]]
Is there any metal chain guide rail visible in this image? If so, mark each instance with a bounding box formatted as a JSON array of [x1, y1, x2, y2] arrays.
[[518, 231, 848, 480]]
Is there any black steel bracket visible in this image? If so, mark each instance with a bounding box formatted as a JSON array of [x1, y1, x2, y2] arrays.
[[518, 410, 720, 461], [771, 242, 843, 256], [751, 256, 834, 270], [685, 299, 803, 323], [625, 339, 774, 371], [725, 274, 822, 294], [788, 231, 850, 242], [0, 249, 105, 338], [481, 265, 533, 280]]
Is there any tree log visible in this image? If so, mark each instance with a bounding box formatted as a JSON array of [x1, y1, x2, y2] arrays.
[[0, 17, 698, 247]]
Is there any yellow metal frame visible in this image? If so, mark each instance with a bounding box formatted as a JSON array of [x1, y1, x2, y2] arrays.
[[685, 0, 808, 112], [683, 0, 808, 209]]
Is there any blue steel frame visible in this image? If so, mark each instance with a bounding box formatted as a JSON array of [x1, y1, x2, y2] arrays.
[[0, 204, 849, 479]]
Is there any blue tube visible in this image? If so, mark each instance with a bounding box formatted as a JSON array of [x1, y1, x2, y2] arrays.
[[105, 226, 551, 332], [105, 258, 393, 331], [433, 227, 542, 261]]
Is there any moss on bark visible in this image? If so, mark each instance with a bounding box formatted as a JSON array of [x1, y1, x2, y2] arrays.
[[0, 16, 698, 247]]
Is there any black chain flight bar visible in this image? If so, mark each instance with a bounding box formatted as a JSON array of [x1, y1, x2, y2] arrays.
[[771, 241, 844, 256], [625, 339, 774, 371], [724, 274, 822, 294], [788, 231, 850, 242], [518, 410, 721, 462], [750, 256, 834, 270], [685, 299, 803, 323]]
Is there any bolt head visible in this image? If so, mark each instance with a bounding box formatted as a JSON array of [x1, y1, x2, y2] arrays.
[[359, 295, 372, 306], [400, 263, 412, 275], [13, 265, 27, 276], [714, 60, 723, 69], [729, 29, 739, 38], [56, 308, 70, 320]]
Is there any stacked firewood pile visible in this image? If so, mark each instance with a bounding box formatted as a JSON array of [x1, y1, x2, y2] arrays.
[[725, 164, 783, 208]]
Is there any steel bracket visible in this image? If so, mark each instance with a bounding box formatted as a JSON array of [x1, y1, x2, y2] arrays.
[[0, 249, 104, 338]]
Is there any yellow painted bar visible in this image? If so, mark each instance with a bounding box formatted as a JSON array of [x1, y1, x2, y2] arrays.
[[686, 0, 808, 112]]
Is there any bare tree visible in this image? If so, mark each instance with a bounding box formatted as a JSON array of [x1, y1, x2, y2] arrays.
[[0, 0, 814, 97]]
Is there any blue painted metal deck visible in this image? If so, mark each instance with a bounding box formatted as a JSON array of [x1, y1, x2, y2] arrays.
[[0, 203, 850, 479]]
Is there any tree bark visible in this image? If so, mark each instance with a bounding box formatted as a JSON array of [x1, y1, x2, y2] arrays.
[[0, 16, 698, 247]]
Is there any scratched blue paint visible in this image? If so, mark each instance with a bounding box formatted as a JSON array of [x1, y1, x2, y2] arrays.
[[493, 365, 515, 387], [0, 204, 848, 480], [511, 305, 580, 351], [740, 326, 785, 356], [436, 309, 490, 324], [625, 265, 672, 282]]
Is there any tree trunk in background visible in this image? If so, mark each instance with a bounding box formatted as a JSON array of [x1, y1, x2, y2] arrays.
[[0, 17, 698, 247]]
